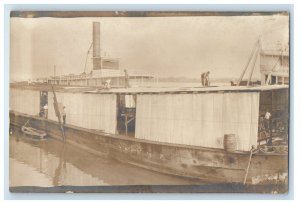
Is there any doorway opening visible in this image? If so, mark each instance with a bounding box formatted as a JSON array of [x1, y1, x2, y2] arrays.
[[258, 89, 289, 147], [117, 94, 136, 137]]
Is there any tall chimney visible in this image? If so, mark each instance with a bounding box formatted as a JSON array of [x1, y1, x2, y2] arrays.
[[93, 22, 101, 70]]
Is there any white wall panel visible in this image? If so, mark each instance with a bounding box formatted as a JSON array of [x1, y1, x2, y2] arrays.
[[10, 88, 40, 116], [136, 92, 260, 151], [48, 92, 117, 134]]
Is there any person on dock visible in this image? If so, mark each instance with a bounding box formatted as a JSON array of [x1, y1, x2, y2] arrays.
[[62, 106, 67, 125], [124, 69, 130, 88]]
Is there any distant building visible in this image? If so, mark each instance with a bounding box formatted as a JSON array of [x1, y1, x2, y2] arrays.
[[260, 48, 289, 85]]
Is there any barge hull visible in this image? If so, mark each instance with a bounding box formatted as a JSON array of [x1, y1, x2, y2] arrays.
[[9, 111, 288, 186]]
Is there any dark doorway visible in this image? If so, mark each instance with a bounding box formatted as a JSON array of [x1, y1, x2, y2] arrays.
[[258, 89, 289, 146], [117, 94, 136, 137]]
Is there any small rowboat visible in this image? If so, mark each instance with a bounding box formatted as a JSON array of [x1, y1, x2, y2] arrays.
[[21, 126, 47, 139]]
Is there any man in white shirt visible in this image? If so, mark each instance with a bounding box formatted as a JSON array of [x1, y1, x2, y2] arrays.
[[264, 111, 271, 132]]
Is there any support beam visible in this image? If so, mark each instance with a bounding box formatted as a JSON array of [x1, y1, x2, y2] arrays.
[[247, 47, 260, 86], [125, 115, 135, 137]]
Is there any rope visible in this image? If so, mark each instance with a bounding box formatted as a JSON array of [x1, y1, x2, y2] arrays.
[[23, 119, 31, 128], [84, 42, 93, 73]]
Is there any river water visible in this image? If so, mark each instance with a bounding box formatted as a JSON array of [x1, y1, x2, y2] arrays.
[[9, 131, 201, 187]]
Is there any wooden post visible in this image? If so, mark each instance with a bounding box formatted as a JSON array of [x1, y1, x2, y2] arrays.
[[125, 114, 135, 137], [125, 114, 128, 136], [243, 146, 255, 184]]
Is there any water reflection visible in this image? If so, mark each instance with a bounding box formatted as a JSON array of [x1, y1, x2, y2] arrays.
[[10, 130, 201, 187]]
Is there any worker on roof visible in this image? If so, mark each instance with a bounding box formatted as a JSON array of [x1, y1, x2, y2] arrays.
[[201, 71, 210, 87], [201, 72, 206, 86], [205, 71, 210, 86]]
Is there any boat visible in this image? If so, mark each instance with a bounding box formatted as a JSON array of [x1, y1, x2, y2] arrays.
[[9, 21, 289, 189], [21, 125, 47, 139], [10, 83, 289, 186]]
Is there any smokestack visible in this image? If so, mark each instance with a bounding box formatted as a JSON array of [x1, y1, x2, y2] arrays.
[[93, 22, 101, 70]]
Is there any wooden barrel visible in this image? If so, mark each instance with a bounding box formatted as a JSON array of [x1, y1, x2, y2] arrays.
[[223, 134, 237, 152]]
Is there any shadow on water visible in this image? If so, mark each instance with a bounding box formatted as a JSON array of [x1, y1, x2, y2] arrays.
[[52, 141, 66, 186]]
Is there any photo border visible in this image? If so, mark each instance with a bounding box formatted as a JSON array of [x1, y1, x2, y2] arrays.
[[3, 3, 294, 200]]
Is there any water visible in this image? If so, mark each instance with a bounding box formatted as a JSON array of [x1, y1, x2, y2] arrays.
[[9, 130, 201, 187]]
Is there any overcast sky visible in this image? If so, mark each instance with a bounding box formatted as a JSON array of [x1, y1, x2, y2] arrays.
[[10, 15, 289, 81]]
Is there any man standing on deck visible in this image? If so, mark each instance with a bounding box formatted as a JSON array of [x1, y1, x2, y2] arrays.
[[43, 104, 48, 119], [264, 111, 272, 131], [264, 111, 273, 148], [62, 106, 67, 125]]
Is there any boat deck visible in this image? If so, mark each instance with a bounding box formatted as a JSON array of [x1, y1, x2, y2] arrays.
[[10, 83, 288, 95], [91, 84, 289, 94]]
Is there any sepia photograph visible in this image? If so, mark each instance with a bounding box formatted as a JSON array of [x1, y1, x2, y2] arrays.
[[8, 11, 289, 193]]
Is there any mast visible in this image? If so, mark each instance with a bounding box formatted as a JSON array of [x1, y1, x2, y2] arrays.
[[237, 39, 260, 86]]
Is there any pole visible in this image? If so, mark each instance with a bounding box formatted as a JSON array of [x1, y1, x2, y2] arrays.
[[51, 84, 65, 141], [237, 40, 259, 86], [243, 147, 255, 184], [84, 42, 93, 73], [125, 114, 128, 136]]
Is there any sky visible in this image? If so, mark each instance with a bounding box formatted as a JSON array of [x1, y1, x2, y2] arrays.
[[10, 14, 289, 81]]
